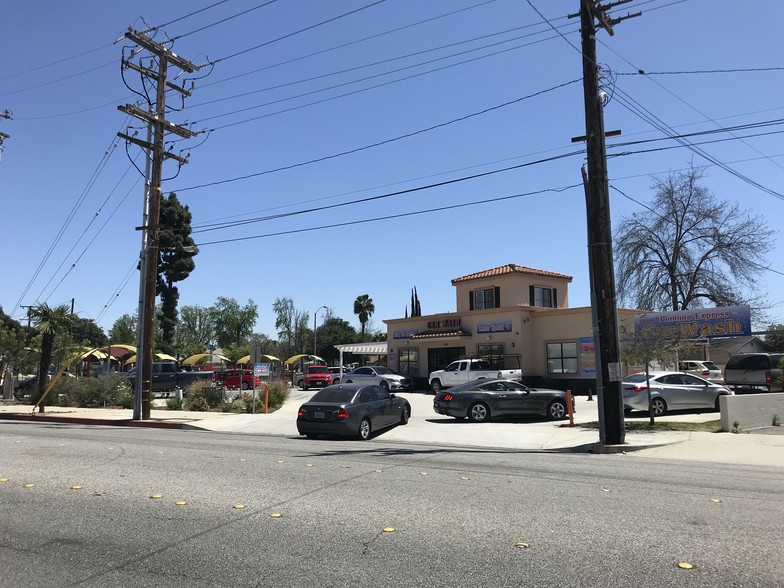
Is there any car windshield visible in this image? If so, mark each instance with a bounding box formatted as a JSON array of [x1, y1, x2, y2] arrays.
[[373, 367, 395, 375], [449, 380, 487, 393], [309, 367, 329, 374], [309, 388, 356, 403], [703, 362, 720, 371]]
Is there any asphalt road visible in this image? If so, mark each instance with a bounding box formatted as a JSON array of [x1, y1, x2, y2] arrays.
[[1, 423, 783, 587]]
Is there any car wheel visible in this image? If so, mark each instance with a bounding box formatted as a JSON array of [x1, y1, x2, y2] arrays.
[[624, 406, 633, 415], [548, 399, 567, 420], [358, 418, 372, 440], [303, 384, 309, 391], [651, 397, 667, 416], [297, 379, 304, 389], [467, 402, 490, 423], [400, 405, 410, 425], [380, 380, 389, 390], [431, 380, 442, 394], [241, 382, 250, 390]]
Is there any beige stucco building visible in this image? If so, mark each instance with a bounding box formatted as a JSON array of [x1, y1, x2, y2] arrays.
[[384, 263, 639, 391]]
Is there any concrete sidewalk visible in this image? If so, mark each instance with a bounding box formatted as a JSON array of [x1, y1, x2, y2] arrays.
[[2, 391, 783, 467]]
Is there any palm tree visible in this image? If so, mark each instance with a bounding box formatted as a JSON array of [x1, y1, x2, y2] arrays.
[[30, 303, 74, 413], [353, 294, 375, 343]]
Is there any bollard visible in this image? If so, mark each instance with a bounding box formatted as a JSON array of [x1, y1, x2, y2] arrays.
[[587, 387, 593, 401], [566, 389, 574, 427]]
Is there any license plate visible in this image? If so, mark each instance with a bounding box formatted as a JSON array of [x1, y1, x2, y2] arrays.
[[314, 411, 325, 419]]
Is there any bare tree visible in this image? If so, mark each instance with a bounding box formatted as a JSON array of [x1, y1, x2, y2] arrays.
[[614, 164, 771, 312]]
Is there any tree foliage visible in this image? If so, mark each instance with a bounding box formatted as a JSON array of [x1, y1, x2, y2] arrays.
[[71, 316, 107, 348], [353, 294, 375, 342], [315, 317, 358, 363], [30, 303, 75, 411], [614, 164, 771, 312], [156, 193, 197, 354], [765, 324, 784, 352], [213, 297, 257, 349], [272, 297, 309, 359], [108, 313, 137, 344]]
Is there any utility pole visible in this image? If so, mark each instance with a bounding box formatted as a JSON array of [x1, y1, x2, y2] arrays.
[[117, 27, 198, 420], [573, 0, 639, 445], [0, 109, 11, 161]]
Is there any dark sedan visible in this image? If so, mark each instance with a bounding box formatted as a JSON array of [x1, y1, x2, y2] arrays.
[[297, 384, 411, 440], [433, 379, 571, 422]]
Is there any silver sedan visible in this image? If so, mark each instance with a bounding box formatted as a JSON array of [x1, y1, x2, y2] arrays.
[[622, 371, 733, 416]]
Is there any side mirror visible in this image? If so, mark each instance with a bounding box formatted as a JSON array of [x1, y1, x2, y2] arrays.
[[389, 393, 396, 398]]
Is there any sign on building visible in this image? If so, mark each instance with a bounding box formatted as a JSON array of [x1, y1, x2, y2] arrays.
[[633, 305, 751, 339]]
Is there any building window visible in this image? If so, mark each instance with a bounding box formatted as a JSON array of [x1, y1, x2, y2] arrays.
[[547, 342, 578, 374], [470, 286, 500, 310], [477, 344, 505, 369], [398, 347, 419, 377], [530, 286, 556, 308]]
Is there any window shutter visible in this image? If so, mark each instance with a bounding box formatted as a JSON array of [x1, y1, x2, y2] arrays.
[[552, 288, 558, 308], [529, 285, 535, 306], [469, 291, 474, 311], [494, 286, 500, 308]]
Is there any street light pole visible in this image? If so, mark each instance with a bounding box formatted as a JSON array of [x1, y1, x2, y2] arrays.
[[313, 305, 328, 357]]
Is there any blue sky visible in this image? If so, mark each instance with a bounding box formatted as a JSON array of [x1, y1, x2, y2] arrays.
[[2, 0, 783, 340]]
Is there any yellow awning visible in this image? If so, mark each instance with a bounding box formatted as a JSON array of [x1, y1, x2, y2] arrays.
[[237, 354, 281, 365], [181, 353, 231, 366], [284, 354, 324, 366]]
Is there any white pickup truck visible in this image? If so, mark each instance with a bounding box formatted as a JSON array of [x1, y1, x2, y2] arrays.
[[429, 358, 523, 393]]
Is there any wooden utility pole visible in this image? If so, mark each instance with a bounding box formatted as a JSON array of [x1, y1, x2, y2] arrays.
[[117, 28, 197, 419], [574, 0, 639, 445]]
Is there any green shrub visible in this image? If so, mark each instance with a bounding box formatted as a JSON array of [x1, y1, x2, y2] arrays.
[[56, 374, 132, 408], [183, 381, 223, 409], [166, 397, 184, 411], [240, 392, 264, 413], [184, 395, 208, 411], [265, 381, 289, 412]]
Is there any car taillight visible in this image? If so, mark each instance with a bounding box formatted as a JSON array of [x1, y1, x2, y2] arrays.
[[632, 385, 646, 393], [443, 394, 454, 401], [335, 408, 349, 419], [297, 407, 306, 417], [701, 370, 709, 376], [766, 372, 773, 383]]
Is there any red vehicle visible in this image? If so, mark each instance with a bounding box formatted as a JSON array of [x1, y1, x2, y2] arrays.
[[213, 369, 261, 390], [302, 365, 331, 390]]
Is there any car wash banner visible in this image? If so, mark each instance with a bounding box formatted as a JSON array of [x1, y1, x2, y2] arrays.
[[634, 305, 751, 339]]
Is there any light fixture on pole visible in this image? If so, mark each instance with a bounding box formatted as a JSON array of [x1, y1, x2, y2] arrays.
[[313, 305, 328, 357]]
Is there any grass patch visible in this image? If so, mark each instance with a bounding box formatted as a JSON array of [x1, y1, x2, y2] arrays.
[[577, 420, 722, 433]]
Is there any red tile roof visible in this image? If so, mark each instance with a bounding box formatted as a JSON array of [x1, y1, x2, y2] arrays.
[[451, 263, 572, 284]]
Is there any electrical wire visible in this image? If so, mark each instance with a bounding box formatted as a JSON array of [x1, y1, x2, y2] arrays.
[[171, 0, 278, 41]]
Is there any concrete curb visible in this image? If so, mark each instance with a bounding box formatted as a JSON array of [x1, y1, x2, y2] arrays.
[[0, 412, 185, 429]]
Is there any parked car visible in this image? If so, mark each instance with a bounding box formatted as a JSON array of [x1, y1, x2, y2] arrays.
[[622, 371, 733, 416], [432, 379, 571, 422], [128, 361, 213, 392], [328, 366, 343, 385], [723, 353, 784, 393], [296, 384, 411, 440], [678, 360, 723, 384], [341, 366, 413, 391], [213, 369, 261, 390], [302, 365, 331, 390]]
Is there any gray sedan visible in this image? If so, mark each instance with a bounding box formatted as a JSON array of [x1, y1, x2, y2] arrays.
[[432, 379, 570, 422], [296, 384, 411, 440], [622, 371, 733, 416]]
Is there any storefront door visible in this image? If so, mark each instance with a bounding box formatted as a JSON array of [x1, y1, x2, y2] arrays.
[[428, 347, 465, 374]]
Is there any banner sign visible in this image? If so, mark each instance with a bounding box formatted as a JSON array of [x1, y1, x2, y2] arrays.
[[477, 321, 512, 334], [633, 305, 751, 339], [255, 363, 269, 377], [579, 336, 596, 377]]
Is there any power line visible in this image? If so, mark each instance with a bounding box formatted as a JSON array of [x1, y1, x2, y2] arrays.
[[194, 183, 582, 247], [176, 78, 580, 193], [208, 0, 388, 65], [171, 0, 278, 41]]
